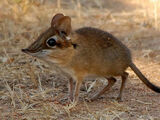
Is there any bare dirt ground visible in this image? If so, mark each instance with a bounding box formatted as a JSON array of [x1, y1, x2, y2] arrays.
[[0, 0, 160, 119]]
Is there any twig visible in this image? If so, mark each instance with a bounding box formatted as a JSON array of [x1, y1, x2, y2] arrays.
[[131, 99, 152, 105]]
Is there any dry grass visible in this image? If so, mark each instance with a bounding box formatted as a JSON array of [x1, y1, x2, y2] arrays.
[[0, 0, 160, 119]]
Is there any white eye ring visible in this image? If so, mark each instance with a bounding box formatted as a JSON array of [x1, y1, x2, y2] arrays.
[[46, 35, 57, 48]]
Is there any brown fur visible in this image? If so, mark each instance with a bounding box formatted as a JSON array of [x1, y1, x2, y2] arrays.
[[22, 13, 160, 104], [70, 27, 131, 76]]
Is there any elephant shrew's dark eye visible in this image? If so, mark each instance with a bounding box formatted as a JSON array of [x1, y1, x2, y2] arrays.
[[46, 36, 57, 48]]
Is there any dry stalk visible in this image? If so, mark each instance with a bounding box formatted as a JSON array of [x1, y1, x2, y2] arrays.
[[83, 100, 100, 120], [3, 48, 12, 64], [153, 0, 158, 29], [131, 99, 152, 105], [87, 80, 97, 93], [57, 0, 61, 10], [63, 102, 77, 119], [109, 110, 123, 120], [76, 0, 81, 19], [27, 63, 38, 88], [5, 81, 16, 108]]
